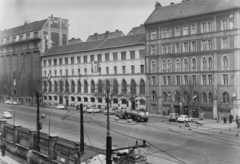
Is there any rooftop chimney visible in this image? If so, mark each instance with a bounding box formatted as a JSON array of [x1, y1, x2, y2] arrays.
[[115, 29, 119, 32], [170, 2, 175, 5], [105, 31, 109, 38], [155, 2, 162, 9]]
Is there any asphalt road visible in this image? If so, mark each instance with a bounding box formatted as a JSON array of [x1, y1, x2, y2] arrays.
[[1, 103, 240, 164]]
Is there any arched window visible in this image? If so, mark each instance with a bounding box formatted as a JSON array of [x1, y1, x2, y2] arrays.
[[71, 97, 75, 101], [98, 80, 103, 94], [175, 91, 180, 102], [139, 80, 145, 94], [193, 91, 199, 102], [65, 80, 69, 93], [59, 80, 63, 92], [203, 92, 207, 103], [77, 80, 81, 93], [163, 92, 167, 101], [192, 58, 196, 70], [139, 99, 145, 105], [176, 59, 180, 71], [162, 60, 166, 71], [122, 99, 127, 104], [91, 97, 95, 102], [167, 92, 172, 101], [209, 92, 213, 103], [77, 97, 81, 102], [152, 91, 157, 100], [43, 81, 47, 92], [151, 60, 156, 73], [98, 98, 102, 103], [91, 81, 95, 93], [223, 56, 228, 68], [121, 80, 127, 94], [84, 97, 88, 102], [84, 80, 88, 93], [130, 80, 136, 95], [208, 57, 212, 69], [113, 80, 118, 94], [71, 81, 75, 93], [223, 92, 229, 103], [113, 98, 118, 104], [105, 80, 110, 93], [184, 59, 188, 71], [54, 81, 58, 92], [49, 81, 52, 92], [202, 57, 206, 69], [167, 59, 171, 71]]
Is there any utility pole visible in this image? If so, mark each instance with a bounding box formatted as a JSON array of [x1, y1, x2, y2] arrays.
[[106, 91, 112, 164], [36, 92, 40, 151], [80, 104, 84, 153]]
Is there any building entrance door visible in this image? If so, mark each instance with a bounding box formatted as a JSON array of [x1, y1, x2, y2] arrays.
[[184, 106, 188, 115]]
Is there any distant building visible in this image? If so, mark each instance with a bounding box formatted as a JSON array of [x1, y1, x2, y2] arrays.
[[86, 30, 124, 42], [0, 16, 69, 102], [68, 37, 82, 44], [144, 0, 240, 118], [42, 32, 146, 110], [127, 24, 145, 35]]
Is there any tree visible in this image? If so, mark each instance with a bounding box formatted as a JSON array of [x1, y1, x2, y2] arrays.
[[0, 74, 13, 98], [26, 73, 41, 105]]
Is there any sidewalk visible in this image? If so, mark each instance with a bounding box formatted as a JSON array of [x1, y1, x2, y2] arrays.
[[0, 151, 26, 164]]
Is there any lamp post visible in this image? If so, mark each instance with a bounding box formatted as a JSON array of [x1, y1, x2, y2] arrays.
[[41, 113, 51, 163], [106, 86, 112, 164], [10, 107, 16, 126]]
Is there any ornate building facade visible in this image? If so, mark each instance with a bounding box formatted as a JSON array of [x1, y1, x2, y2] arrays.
[[42, 27, 147, 110], [144, 0, 240, 118], [0, 16, 69, 102]]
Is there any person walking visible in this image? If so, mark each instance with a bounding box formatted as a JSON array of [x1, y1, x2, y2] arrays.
[[163, 109, 166, 117], [236, 115, 240, 128], [229, 114, 233, 124]]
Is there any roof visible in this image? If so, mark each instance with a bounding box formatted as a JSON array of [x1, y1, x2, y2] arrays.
[[145, 0, 240, 25], [44, 33, 145, 56], [127, 25, 145, 35], [0, 19, 47, 38], [86, 30, 124, 42]]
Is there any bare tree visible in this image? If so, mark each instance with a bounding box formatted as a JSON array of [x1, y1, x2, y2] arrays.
[[0, 74, 13, 98]]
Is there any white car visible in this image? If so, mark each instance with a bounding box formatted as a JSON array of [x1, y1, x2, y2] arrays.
[[177, 115, 193, 122], [10, 101, 18, 105], [2, 111, 12, 119], [4, 100, 11, 104], [87, 108, 101, 113], [56, 104, 65, 109], [103, 108, 117, 115]]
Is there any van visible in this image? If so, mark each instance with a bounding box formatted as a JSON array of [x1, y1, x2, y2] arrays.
[[168, 113, 179, 121]]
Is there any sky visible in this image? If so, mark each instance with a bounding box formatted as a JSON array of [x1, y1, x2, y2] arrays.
[[0, 0, 182, 42]]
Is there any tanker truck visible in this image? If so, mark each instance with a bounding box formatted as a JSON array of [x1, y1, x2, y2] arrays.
[[116, 108, 149, 122]]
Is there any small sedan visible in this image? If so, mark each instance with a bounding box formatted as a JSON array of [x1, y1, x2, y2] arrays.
[[11, 101, 18, 105], [2, 112, 12, 119], [4, 100, 11, 104], [56, 104, 65, 109], [87, 108, 101, 113], [103, 109, 116, 115], [177, 115, 193, 122]]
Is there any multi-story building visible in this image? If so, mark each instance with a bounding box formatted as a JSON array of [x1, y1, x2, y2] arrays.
[[42, 26, 146, 110], [0, 16, 69, 103], [144, 0, 240, 119]]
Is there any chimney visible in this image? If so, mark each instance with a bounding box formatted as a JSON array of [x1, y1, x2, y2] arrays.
[[94, 33, 98, 39], [115, 29, 119, 32], [105, 31, 109, 38], [170, 2, 175, 5], [155, 2, 162, 9]]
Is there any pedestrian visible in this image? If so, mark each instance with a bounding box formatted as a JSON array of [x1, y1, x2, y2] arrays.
[[163, 109, 166, 117], [229, 114, 233, 124], [1, 143, 6, 157], [236, 115, 240, 129], [223, 115, 227, 124]]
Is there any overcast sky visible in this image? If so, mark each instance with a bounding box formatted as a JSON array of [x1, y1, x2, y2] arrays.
[[0, 0, 181, 41]]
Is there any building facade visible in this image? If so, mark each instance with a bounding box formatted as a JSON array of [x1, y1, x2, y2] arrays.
[[144, 0, 240, 118], [42, 28, 146, 110], [0, 16, 69, 103]]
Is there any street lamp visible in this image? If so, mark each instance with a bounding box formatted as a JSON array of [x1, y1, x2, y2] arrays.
[[10, 107, 16, 126], [41, 113, 51, 162]]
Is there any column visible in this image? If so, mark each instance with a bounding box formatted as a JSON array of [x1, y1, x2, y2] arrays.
[[13, 125, 21, 145], [29, 130, 37, 150], [49, 134, 58, 161]]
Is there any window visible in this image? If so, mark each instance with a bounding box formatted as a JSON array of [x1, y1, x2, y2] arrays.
[[163, 76, 167, 85], [105, 53, 109, 61], [202, 23, 207, 33], [203, 93, 207, 103], [209, 93, 213, 103], [202, 57, 207, 70], [167, 76, 171, 85], [202, 40, 207, 50], [72, 69, 74, 76], [12, 37, 16, 42], [223, 56, 228, 68], [162, 29, 166, 38], [84, 56, 87, 63], [176, 59, 180, 71], [162, 60, 166, 72], [97, 54, 102, 62], [71, 57, 74, 64], [90, 55, 94, 62], [106, 67, 109, 74], [152, 76, 156, 85], [152, 91, 157, 100], [34, 32, 38, 38], [43, 60, 46, 66], [208, 22, 213, 32], [19, 35, 23, 41], [223, 74, 228, 85], [192, 75, 196, 84], [176, 76, 180, 85], [183, 26, 188, 35], [191, 41, 196, 51], [184, 59, 188, 71], [184, 75, 188, 85], [151, 31, 157, 40], [175, 91, 180, 102], [223, 92, 229, 103], [162, 45, 166, 54], [167, 60, 171, 72], [59, 58, 62, 65], [131, 65, 135, 74], [175, 43, 180, 53], [65, 58, 68, 65], [167, 44, 171, 53], [48, 59, 52, 66], [166, 28, 171, 38], [222, 38, 228, 49], [140, 65, 144, 73], [208, 40, 212, 50], [121, 52, 126, 60], [66, 69, 68, 76], [191, 24, 197, 34], [114, 66, 117, 74], [151, 61, 156, 73], [139, 50, 145, 59], [183, 42, 188, 52], [60, 70, 62, 76], [44, 71, 46, 77], [78, 68, 80, 75], [122, 66, 126, 74], [151, 46, 156, 55], [202, 75, 206, 85], [84, 68, 87, 75], [54, 59, 57, 65], [54, 70, 57, 76], [113, 52, 118, 60], [222, 20, 228, 30], [130, 51, 135, 59], [208, 75, 213, 85], [208, 57, 212, 69], [26, 33, 30, 39], [175, 27, 181, 36], [77, 56, 81, 63], [192, 58, 196, 70]]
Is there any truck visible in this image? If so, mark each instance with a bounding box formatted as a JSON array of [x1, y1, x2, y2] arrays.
[[116, 108, 149, 122]]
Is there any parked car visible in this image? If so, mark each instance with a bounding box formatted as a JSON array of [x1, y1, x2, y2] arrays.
[[2, 111, 12, 119], [177, 115, 193, 122], [56, 104, 65, 109], [103, 108, 117, 115], [10, 101, 18, 105], [168, 113, 179, 121], [86, 108, 101, 113], [4, 100, 11, 104]]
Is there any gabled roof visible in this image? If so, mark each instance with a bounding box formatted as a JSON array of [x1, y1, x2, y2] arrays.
[[86, 30, 124, 42], [0, 19, 47, 38], [127, 25, 145, 35], [44, 33, 145, 56], [145, 0, 240, 25]]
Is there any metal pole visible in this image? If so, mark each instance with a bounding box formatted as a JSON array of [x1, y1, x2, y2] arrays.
[[106, 91, 112, 164], [36, 92, 40, 151], [80, 104, 84, 153]]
